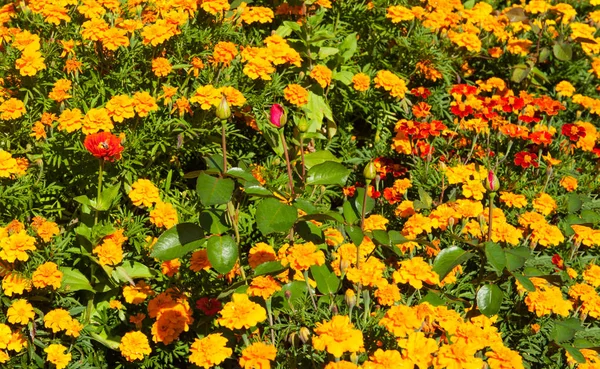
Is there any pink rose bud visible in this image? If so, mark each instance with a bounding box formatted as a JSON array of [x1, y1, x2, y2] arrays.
[[270, 103, 287, 128], [486, 170, 500, 192]]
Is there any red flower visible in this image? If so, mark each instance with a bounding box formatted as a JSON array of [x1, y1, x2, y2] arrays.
[[561, 124, 586, 142], [551, 254, 565, 270], [83, 132, 124, 161], [514, 151, 538, 169], [529, 131, 552, 146], [196, 297, 222, 316], [342, 186, 356, 197], [410, 87, 431, 99], [269, 104, 286, 128]]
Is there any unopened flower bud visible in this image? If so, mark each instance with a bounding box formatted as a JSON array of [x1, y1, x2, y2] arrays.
[[331, 304, 338, 315], [299, 327, 311, 343], [297, 117, 308, 133], [364, 161, 377, 181], [345, 289, 356, 310], [340, 259, 351, 274], [448, 216, 455, 227], [485, 170, 500, 192], [215, 96, 231, 120], [287, 331, 299, 346], [350, 353, 359, 365], [269, 103, 287, 129]]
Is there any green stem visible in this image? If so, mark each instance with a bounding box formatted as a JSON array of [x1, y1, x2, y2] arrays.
[[221, 119, 227, 175], [280, 130, 295, 196], [488, 192, 496, 241], [303, 270, 318, 310], [300, 134, 306, 182], [94, 160, 104, 226]]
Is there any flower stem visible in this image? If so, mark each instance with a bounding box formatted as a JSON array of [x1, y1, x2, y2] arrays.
[[280, 129, 295, 196], [488, 192, 496, 241], [300, 134, 306, 182], [303, 270, 318, 310], [221, 119, 227, 176], [94, 160, 104, 226]]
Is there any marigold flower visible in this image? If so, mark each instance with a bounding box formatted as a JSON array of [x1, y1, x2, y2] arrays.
[[123, 281, 154, 304], [105, 95, 135, 123], [239, 342, 277, 369], [2, 273, 31, 296], [248, 275, 281, 299], [0, 98, 26, 120], [283, 84, 309, 106], [0, 230, 36, 262], [310, 65, 332, 88], [15, 45, 46, 76], [100, 27, 129, 50], [129, 179, 160, 207], [433, 342, 483, 369], [386, 5, 415, 23], [532, 193, 557, 216], [150, 202, 178, 229], [152, 57, 172, 77], [200, 0, 230, 15], [363, 214, 389, 232], [36, 220, 60, 242], [217, 293, 267, 330], [281, 242, 325, 271], [243, 57, 275, 80], [248, 243, 277, 269], [84, 132, 124, 161], [44, 309, 72, 333], [313, 315, 364, 358], [190, 249, 212, 272], [240, 6, 274, 24], [132, 91, 158, 117], [45, 344, 71, 369], [514, 151, 538, 169], [189, 333, 232, 368], [120, 331, 152, 362], [82, 108, 113, 135], [32, 262, 63, 289], [7, 299, 34, 325], [352, 73, 370, 92], [190, 85, 222, 110], [213, 41, 238, 65], [393, 257, 440, 289]]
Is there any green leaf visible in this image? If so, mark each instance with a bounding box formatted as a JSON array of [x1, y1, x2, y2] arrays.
[[432, 246, 474, 280], [417, 188, 433, 209], [196, 172, 235, 206], [254, 261, 287, 276], [553, 42, 572, 61], [60, 268, 95, 293], [74, 195, 93, 207], [304, 92, 334, 132], [117, 261, 153, 280], [89, 332, 120, 351], [318, 47, 339, 59], [244, 184, 272, 197], [310, 264, 340, 295], [552, 318, 584, 343], [581, 210, 600, 224], [97, 183, 121, 211], [505, 247, 531, 271], [354, 187, 375, 215], [343, 200, 359, 225], [477, 284, 503, 317], [204, 154, 224, 174], [150, 223, 205, 261], [332, 71, 354, 85], [563, 345, 586, 364], [345, 225, 364, 247], [295, 221, 324, 243], [484, 242, 506, 275], [226, 167, 259, 184], [306, 161, 351, 186], [277, 281, 307, 303], [371, 230, 390, 247], [505, 7, 528, 22], [256, 198, 297, 235], [303, 150, 340, 169], [339, 33, 358, 60], [421, 291, 446, 307], [199, 210, 230, 235], [512, 272, 535, 292], [206, 235, 238, 274], [297, 212, 345, 224], [388, 231, 409, 245], [567, 194, 583, 213], [511, 64, 530, 83]]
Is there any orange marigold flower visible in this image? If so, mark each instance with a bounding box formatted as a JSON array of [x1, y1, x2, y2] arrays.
[[283, 84, 309, 106], [247, 275, 281, 299], [352, 73, 370, 92], [200, 0, 230, 15], [313, 315, 364, 358], [132, 91, 158, 117], [161, 259, 181, 277], [48, 79, 72, 102], [241, 6, 274, 24], [15, 45, 46, 76], [0, 98, 26, 120], [123, 281, 154, 304], [32, 261, 63, 289], [559, 176, 578, 192], [2, 273, 31, 296], [120, 331, 152, 362], [239, 342, 277, 369], [100, 27, 130, 51], [213, 42, 238, 65], [7, 299, 34, 325], [82, 108, 114, 135], [386, 5, 415, 23], [190, 85, 222, 110], [0, 230, 36, 262], [57, 108, 83, 132], [243, 57, 275, 80], [45, 344, 71, 369], [105, 95, 135, 123], [129, 179, 160, 207], [189, 333, 232, 368], [310, 65, 332, 88], [217, 293, 267, 330], [190, 249, 212, 272], [44, 309, 72, 333], [152, 57, 172, 77], [281, 242, 325, 271], [393, 257, 440, 289], [150, 202, 178, 229]]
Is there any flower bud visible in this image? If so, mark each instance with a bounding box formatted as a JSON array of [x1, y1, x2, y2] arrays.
[[215, 96, 231, 120], [364, 161, 377, 181], [340, 259, 351, 274], [285, 290, 292, 299], [345, 289, 356, 310], [297, 117, 309, 133], [485, 170, 500, 192], [269, 103, 287, 129], [299, 327, 311, 344], [287, 331, 299, 346]]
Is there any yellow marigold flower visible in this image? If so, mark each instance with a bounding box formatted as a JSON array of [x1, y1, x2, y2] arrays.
[[559, 176, 577, 192], [313, 315, 364, 358], [161, 259, 181, 277], [150, 201, 178, 229], [2, 273, 31, 296], [219, 86, 247, 107], [44, 309, 72, 333], [200, 0, 230, 15], [532, 192, 557, 216], [105, 95, 135, 123], [507, 38, 533, 56], [82, 107, 113, 135], [324, 362, 359, 369], [133, 91, 158, 117], [217, 293, 267, 330], [525, 283, 572, 317], [396, 331, 438, 368], [57, 108, 83, 132], [575, 121, 598, 152], [374, 70, 407, 98], [310, 65, 332, 88], [243, 56, 275, 80], [239, 342, 277, 369], [346, 257, 386, 287], [283, 84, 309, 106], [363, 214, 389, 232], [499, 192, 527, 208], [386, 5, 414, 23], [393, 257, 440, 289], [324, 228, 344, 247], [7, 299, 34, 325], [64, 319, 83, 338], [123, 281, 154, 304], [0, 230, 36, 263], [36, 221, 60, 242], [120, 331, 152, 362], [281, 242, 325, 271], [109, 299, 123, 310], [374, 281, 401, 306], [213, 41, 238, 65], [555, 81, 575, 97], [0, 98, 26, 120], [15, 45, 46, 76], [240, 6, 274, 24], [447, 30, 482, 52], [100, 27, 129, 50], [363, 349, 404, 369], [152, 57, 172, 77], [0, 324, 10, 350], [0, 150, 18, 178], [190, 85, 222, 110], [48, 79, 72, 102], [32, 262, 63, 289], [571, 225, 600, 247], [486, 344, 526, 369], [141, 22, 170, 46], [433, 342, 483, 369], [248, 275, 281, 299], [190, 249, 212, 272], [583, 264, 600, 288], [189, 333, 232, 368], [352, 73, 370, 92], [45, 344, 71, 369], [129, 179, 160, 207]]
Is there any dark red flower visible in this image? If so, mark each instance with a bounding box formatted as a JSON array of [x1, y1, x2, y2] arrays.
[[551, 254, 564, 270], [196, 297, 222, 316], [410, 87, 431, 99], [269, 104, 286, 128], [83, 132, 124, 161], [561, 124, 586, 142], [514, 151, 538, 169]]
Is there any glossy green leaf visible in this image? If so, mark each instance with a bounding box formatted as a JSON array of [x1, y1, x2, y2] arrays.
[[310, 264, 340, 295], [354, 187, 375, 215], [505, 247, 530, 271], [303, 150, 340, 169], [199, 210, 230, 235], [432, 246, 474, 280], [150, 223, 205, 261], [227, 167, 259, 184], [553, 42, 572, 61], [254, 261, 287, 276], [207, 235, 238, 274], [484, 242, 506, 275], [343, 200, 359, 225], [512, 272, 535, 292], [552, 318, 583, 343], [344, 225, 364, 247], [60, 267, 95, 293], [256, 198, 297, 235], [477, 284, 503, 317], [196, 172, 235, 206], [306, 161, 351, 186]]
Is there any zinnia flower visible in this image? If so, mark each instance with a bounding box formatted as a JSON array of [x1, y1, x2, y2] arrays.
[[83, 132, 124, 161]]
